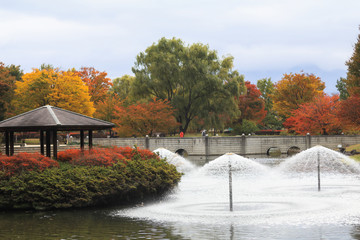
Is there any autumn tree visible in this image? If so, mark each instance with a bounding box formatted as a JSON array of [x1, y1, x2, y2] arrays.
[[13, 68, 95, 116], [113, 98, 179, 137], [344, 26, 360, 96], [336, 95, 360, 133], [272, 72, 325, 120], [93, 92, 122, 122], [236, 81, 266, 125], [132, 37, 243, 133], [75, 67, 112, 104], [283, 94, 340, 135], [0, 63, 22, 120]]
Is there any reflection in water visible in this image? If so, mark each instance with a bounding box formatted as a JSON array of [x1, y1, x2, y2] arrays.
[[0, 208, 185, 239], [1, 209, 360, 240]]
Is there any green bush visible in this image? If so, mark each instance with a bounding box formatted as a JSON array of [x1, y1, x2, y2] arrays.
[[233, 119, 259, 135], [0, 156, 181, 210]]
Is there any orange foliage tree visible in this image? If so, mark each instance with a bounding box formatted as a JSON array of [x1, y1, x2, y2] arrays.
[[113, 98, 179, 137], [283, 94, 341, 135], [93, 92, 123, 122], [13, 68, 95, 116], [336, 95, 360, 133], [236, 81, 267, 124], [272, 72, 325, 120], [75, 67, 112, 104]]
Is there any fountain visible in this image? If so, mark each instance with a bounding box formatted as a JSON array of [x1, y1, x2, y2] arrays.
[[153, 147, 196, 173], [278, 145, 360, 174], [114, 146, 360, 239]]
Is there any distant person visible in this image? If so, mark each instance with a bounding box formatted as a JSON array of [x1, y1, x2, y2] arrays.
[[180, 131, 184, 138], [201, 130, 206, 136]]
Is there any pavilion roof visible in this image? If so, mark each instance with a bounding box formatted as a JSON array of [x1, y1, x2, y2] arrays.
[[0, 105, 115, 132]]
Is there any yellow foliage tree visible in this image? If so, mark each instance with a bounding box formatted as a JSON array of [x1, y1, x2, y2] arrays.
[[13, 68, 95, 116], [272, 72, 325, 120]]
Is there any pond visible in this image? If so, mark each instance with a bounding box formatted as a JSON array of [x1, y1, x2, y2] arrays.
[[1, 208, 360, 239], [2, 147, 360, 240]]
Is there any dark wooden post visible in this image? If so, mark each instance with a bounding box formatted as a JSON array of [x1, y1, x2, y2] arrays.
[[9, 131, 14, 156], [5, 131, 10, 156], [52, 129, 57, 159], [46, 130, 51, 157], [80, 130, 84, 151], [40, 130, 44, 155], [88, 130, 93, 151]]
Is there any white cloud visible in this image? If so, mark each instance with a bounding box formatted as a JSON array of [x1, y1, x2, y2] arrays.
[[0, 0, 359, 91]]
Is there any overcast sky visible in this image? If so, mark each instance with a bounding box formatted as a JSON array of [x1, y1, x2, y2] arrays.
[[1, 0, 359, 94]]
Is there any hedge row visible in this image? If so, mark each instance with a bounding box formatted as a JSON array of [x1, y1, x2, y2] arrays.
[[0, 148, 181, 210]]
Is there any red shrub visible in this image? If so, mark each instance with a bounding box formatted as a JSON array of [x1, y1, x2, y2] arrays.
[[111, 146, 159, 160], [0, 153, 59, 177], [70, 148, 125, 167], [57, 146, 159, 167], [57, 149, 83, 162]]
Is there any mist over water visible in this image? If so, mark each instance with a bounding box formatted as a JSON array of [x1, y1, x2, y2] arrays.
[[114, 147, 360, 238]]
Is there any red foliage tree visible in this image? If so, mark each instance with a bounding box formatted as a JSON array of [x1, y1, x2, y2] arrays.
[[236, 81, 267, 124], [283, 94, 341, 135], [336, 95, 360, 133], [75, 67, 112, 104], [113, 98, 179, 137]]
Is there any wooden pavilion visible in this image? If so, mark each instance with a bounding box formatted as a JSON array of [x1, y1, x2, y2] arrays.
[[0, 105, 115, 159]]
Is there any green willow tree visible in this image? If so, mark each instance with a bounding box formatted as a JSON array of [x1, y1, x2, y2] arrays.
[[132, 37, 244, 133]]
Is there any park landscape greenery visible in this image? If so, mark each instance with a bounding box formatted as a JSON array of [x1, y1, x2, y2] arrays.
[[1, 28, 360, 210], [1, 28, 360, 136]]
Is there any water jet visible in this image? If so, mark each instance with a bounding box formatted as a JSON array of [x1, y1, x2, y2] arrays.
[[114, 147, 360, 239]]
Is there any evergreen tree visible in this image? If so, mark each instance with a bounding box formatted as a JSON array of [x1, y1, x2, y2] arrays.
[[345, 26, 360, 96]]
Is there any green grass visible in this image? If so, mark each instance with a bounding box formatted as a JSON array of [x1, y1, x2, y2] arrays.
[[346, 144, 360, 162], [24, 139, 40, 145], [346, 144, 360, 152], [350, 155, 360, 162]]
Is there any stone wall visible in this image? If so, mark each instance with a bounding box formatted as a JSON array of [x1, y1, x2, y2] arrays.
[[91, 135, 360, 165]]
